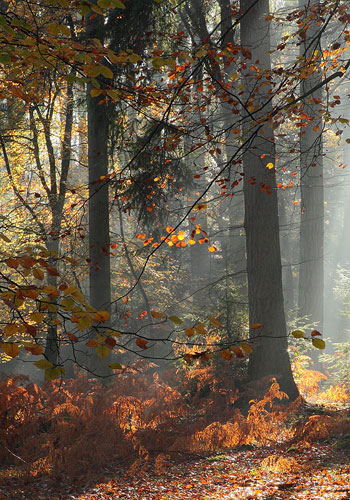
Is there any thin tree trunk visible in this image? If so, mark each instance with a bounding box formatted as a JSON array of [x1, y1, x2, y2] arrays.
[[298, 0, 324, 332]]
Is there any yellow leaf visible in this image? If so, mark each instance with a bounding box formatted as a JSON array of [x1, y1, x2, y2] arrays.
[[61, 297, 75, 311], [45, 366, 65, 380], [90, 88, 102, 97], [209, 316, 222, 328], [4, 323, 18, 336], [109, 362, 123, 369], [34, 359, 53, 369], [312, 338, 325, 350], [151, 310, 166, 319], [30, 312, 44, 324], [208, 246, 217, 253], [93, 310, 110, 322], [96, 344, 110, 359], [266, 162, 274, 169], [78, 316, 92, 330], [240, 341, 253, 354], [168, 315, 183, 325], [291, 329, 305, 339], [1, 342, 20, 358], [99, 65, 114, 79], [106, 329, 121, 337], [194, 324, 207, 335], [106, 89, 120, 100]]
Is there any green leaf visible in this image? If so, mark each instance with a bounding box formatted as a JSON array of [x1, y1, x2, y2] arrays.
[[168, 315, 183, 325], [99, 65, 114, 79], [34, 359, 54, 370], [291, 329, 305, 339], [45, 366, 65, 380], [312, 338, 325, 350], [108, 362, 122, 369], [111, 0, 125, 8], [96, 344, 110, 359]]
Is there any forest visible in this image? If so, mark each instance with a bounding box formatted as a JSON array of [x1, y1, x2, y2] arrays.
[[1, 0, 350, 498]]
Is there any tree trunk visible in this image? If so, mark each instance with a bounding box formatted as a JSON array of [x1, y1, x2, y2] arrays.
[[240, 0, 299, 400], [86, 10, 112, 377], [298, 0, 324, 332]]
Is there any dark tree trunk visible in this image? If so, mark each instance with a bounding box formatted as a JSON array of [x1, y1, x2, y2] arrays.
[[240, 0, 299, 400], [86, 10, 112, 376]]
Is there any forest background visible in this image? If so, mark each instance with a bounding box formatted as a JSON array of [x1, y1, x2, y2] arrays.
[[1, 0, 350, 498]]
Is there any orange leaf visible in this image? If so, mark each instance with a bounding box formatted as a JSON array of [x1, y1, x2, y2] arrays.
[[220, 349, 232, 361], [136, 338, 148, 349], [1, 342, 20, 358], [86, 339, 99, 347], [67, 332, 79, 343], [250, 323, 262, 329], [311, 329, 322, 336], [24, 344, 44, 355], [6, 258, 19, 269]]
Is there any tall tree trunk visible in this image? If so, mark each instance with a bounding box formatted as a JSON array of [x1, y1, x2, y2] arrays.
[[240, 0, 299, 400], [298, 0, 324, 332], [86, 10, 112, 376]]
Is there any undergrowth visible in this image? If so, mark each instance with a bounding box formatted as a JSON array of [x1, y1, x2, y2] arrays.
[[1, 360, 350, 480]]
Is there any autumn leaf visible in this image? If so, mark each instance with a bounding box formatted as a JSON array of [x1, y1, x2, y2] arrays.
[[250, 323, 262, 329], [136, 338, 148, 349], [194, 324, 207, 335], [34, 359, 53, 369], [93, 310, 110, 322], [231, 346, 244, 358], [185, 327, 195, 337], [96, 345, 110, 359], [151, 310, 166, 319], [311, 329, 322, 336], [240, 341, 253, 354], [29, 312, 44, 324], [1, 342, 20, 358], [105, 336, 116, 349], [220, 349, 232, 361], [4, 323, 18, 336], [86, 338, 99, 347], [24, 344, 44, 355], [6, 258, 19, 269], [291, 329, 305, 339], [33, 268, 44, 280], [168, 315, 183, 325], [47, 266, 60, 276], [45, 366, 65, 380], [312, 338, 325, 349], [209, 316, 222, 328], [109, 362, 123, 369], [67, 332, 78, 343]]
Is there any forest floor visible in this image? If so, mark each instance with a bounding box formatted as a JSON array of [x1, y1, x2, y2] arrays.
[[1, 439, 350, 500]]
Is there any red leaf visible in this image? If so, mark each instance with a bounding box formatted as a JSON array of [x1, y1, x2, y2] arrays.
[[136, 338, 148, 349]]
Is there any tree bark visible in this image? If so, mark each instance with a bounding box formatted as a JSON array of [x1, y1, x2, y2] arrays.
[[86, 10, 112, 377], [298, 0, 324, 332], [240, 0, 299, 400]]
